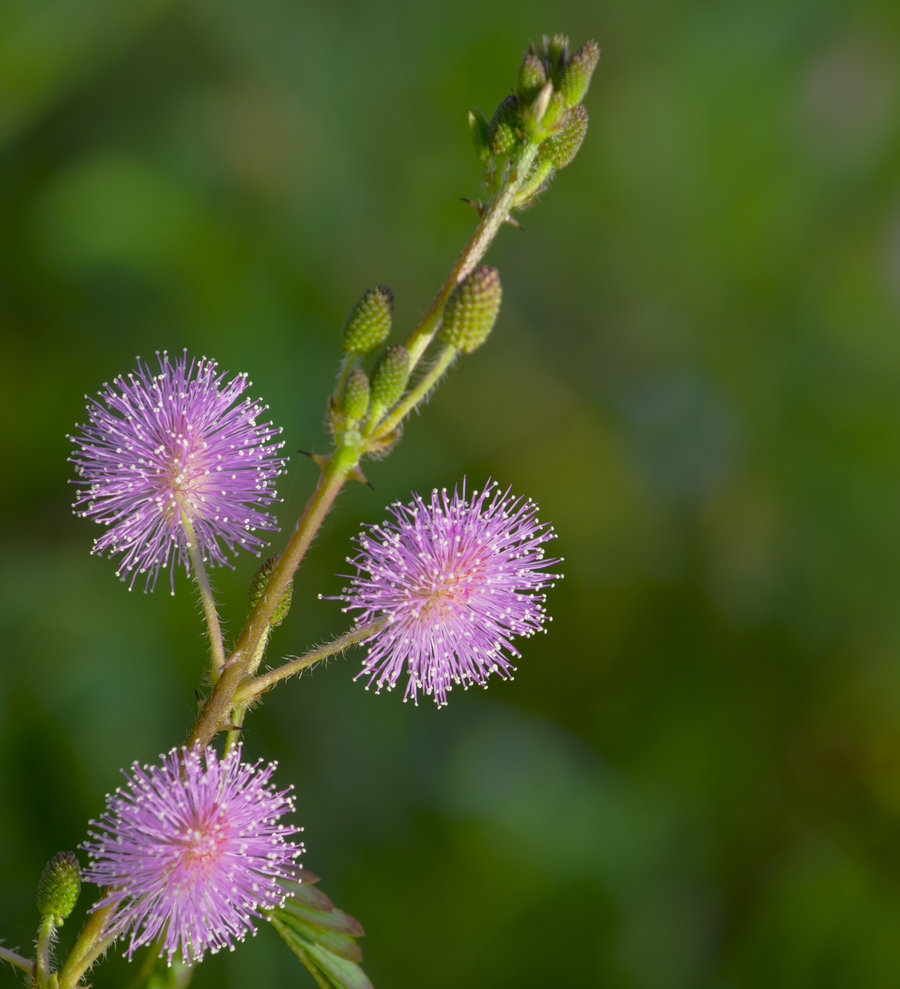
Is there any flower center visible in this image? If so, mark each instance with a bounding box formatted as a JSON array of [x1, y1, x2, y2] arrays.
[[172, 811, 230, 883]]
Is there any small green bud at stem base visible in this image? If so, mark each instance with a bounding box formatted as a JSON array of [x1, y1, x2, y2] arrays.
[[489, 94, 521, 155], [367, 345, 411, 431], [249, 557, 293, 628], [342, 368, 371, 425], [37, 851, 81, 923]]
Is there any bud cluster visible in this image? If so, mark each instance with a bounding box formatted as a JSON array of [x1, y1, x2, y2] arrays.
[[469, 34, 598, 205], [332, 284, 411, 439], [327, 35, 596, 447]]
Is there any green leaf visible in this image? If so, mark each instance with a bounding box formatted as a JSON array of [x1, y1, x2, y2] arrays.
[[276, 905, 362, 961], [270, 873, 373, 989]]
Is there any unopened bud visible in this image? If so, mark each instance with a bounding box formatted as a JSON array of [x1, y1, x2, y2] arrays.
[[37, 851, 81, 924], [440, 267, 502, 354], [517, 51, 547, 102], [543, 104, 589, 168], [559, 41, 600, 108], [342, 368, 370, 425], [543, 33, 570, 72], [488, 94, 520, 155], [249, 557, 293, 627], [525, 81, 555, 134], [538, 90, 568, 135], [341, 285, 393, 355], [370, 345, 410, 412]]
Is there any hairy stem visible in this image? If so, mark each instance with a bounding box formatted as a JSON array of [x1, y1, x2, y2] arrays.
[[369, 345, 457, 441], [182, 515, 226, 682], [35, 915, 55, 987], [404, 140, 541, 372], [0, 944, 34, 976], [57, 904, 116, 989], [187, 136, 543, 748], [187, 443, 361, 747], [234, 617, 388, 705], [225, 625, 271, 753]]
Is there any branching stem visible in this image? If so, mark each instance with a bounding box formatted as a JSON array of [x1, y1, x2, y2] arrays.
[[57, 904, 117, 989], [234, 617, 388, 705], [187, 443, 361, 747]]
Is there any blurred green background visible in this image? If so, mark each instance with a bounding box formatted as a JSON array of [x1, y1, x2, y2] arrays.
[[2, 0, 900, 986]]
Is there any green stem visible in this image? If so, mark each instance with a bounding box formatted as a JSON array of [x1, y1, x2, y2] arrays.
[[186, 136, 543, 748], [122, 951, 194, 989], [224, 625, 271, 752], [57, 904, 117, 989], [182, 515, 226, 683], [187, 442, 361, 748], [332, 353, 359, 408], [404, 140, 542, 372], [368, 345, 458, 441], [0, 944, 34, 976], [35, 915, 55, 987], [234, 617, 388, 705]]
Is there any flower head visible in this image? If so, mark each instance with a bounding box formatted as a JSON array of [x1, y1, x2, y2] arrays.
[[68, 350, 287, 592], [82, 744, 304, 965], [331, 480, 562, 707]]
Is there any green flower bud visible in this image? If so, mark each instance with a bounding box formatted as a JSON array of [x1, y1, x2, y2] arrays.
[[538, 89, 568, 135], [370, 345, 410, 412], [440, 266, 502, 354], [468, 108, 491, 163], [488, 94, 520, 155], [517, 51, 547, 102], [542, 104, 589, 168], [341, 285, 393, 355], [37, 851, 81, 924], [559, 41, 600, 109], [342, 368, 370, 425], [543, 33, 570, 73], [249, 557, 293, 627]]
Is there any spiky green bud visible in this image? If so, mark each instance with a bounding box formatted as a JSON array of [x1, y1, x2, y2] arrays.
[[543, 33, 570, 73], [542, 104, 589, 168], [37, 851, 81, 924], [439, 266, 502, 354], [488, 94, 520, 155], [468, 108, 491, 163], [370, 345, 410, 412], [342, 368, 370, 425], [341, 285, 393, 355], [517, 52, 547, 102], [559, 41, 600, 109], [249, 557, 293, 627]]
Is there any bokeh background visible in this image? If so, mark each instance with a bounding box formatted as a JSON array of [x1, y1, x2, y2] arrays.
[[2, 0, 900, 986]]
